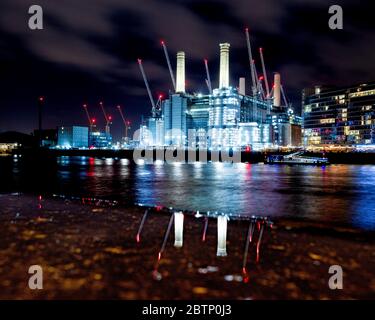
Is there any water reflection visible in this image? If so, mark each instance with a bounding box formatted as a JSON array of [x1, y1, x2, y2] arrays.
[[174, 212, 184, 248], [217, 215, 228, 257], [0, 156, 375, 230], [130, 203, 273, 282]]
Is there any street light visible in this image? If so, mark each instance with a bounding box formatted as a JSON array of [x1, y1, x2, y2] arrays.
[[38, 96, 45, 147]]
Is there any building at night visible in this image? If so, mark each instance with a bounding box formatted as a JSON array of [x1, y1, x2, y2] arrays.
[[303, 83, 375, 146], [271, 108, 303, 147], [163, 93, 188, 146], [141, 41, 302, 149], [33, 129, 57, 147], [57, 126, 89, 149], [186, 94, 210, 148], [89, 131, 112, 149], [147, 117, 164, 146]]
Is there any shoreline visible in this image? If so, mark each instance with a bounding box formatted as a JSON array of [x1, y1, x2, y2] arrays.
[[0, 193, 373, 299]]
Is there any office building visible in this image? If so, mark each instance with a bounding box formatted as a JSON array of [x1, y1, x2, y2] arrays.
[[303, 83, 375, 146], [57, 126, 89, 149]]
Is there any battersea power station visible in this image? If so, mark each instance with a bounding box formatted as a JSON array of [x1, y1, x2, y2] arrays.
[[138, 37, 302, 150]]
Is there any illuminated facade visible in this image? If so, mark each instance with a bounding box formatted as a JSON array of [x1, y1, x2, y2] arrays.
[[208, 87, 241, 148], [142, 88, 300, 149], [271, 108, 303, 147], [239, 123, 271, 150], [144, 87, 297, 149], [186, 94, 210, 148], [163, 93, 187, 146], [140, 40, 301, 149], [147, 117, 164, 146], [90, 131, 112, 148], [57, 126, 89, 149], [139, 124, 152, 146], [303, 83, 375, 146], [156, 87, 276, 149]]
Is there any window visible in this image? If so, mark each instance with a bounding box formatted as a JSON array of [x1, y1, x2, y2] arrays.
[[349, 89, 375, 98], [320, 118, 335, 124]]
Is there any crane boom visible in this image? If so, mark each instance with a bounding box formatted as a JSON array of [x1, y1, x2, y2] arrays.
[[117, 105, 126, 125], [99, 101, 109, 123], [252, 59, 263, 98], [83, 103, 96, 132], [259, 48, 270, 98], [161, 41, 176, 91], [205, 79, 211, 93], [154, 95, 163, 117], [137, 59, 156, 111], [281, 85, 289, 108], [99, 101, 112, 135], [258, 78, 266, 101], [83, 104, 91, 125], [117, 105, 130, 141], [253, 59, 259, 86], [204, 59, 212, 94], [245, 28, 257, 96]]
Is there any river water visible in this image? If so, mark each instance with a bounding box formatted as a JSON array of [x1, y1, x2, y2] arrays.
[[1, 155, 374, 230]]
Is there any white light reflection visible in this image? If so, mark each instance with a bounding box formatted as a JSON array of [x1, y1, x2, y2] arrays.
[[136, 159, 145, 165], [174, 211, 184, 248], [217, 215, 228, 256], [105, 158, 114, 165]]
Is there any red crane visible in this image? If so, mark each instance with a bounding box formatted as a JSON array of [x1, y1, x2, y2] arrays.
[[83, 104, 96, 132], [99, 101, 112, 135], [245, 28, 257, 97], [161, 40, 176, 92], [117, 105, 131, 143], [137, 58, 157, 117]]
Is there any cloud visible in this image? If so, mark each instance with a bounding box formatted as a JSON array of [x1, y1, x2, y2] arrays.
[[1, 0, 374, 120]]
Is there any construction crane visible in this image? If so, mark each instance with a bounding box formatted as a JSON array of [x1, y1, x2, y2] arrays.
[[117, 105, 131, 143], [245, 28, 257, 97], [137, 59, 157, 117], [259, 48, 272, 114], [155, 94, 163, 117], [259, 48, 270, 98], [161, 40, 176, 92], [258, 76, 266, 101], [83, 104, 96, 132], [252, 59, 266, 101], [204, 59, 213, 94], [281, 85, 290, 108], [99, 101, 112, 135]]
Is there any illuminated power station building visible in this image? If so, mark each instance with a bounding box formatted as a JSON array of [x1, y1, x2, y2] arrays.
[[142, 41, 302, 149], [303, 83, 375, 146], [209, 43, 241, 148]]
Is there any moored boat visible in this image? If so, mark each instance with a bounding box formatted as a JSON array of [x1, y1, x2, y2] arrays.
[[265, 151, 329, 165]]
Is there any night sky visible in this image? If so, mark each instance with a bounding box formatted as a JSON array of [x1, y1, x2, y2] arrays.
[[1, 0, 374, 141]]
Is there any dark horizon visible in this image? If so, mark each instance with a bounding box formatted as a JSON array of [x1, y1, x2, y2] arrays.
[[1, 0, 375, 141]]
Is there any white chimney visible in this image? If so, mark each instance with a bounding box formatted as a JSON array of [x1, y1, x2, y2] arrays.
[[239, 77, 246, 95], [219, 43, 230, 89], [176, 51, 185, 93], [274, 72, 281, 107]]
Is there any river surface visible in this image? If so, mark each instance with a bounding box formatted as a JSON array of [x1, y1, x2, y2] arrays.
[[1, 155, 374, 230]]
